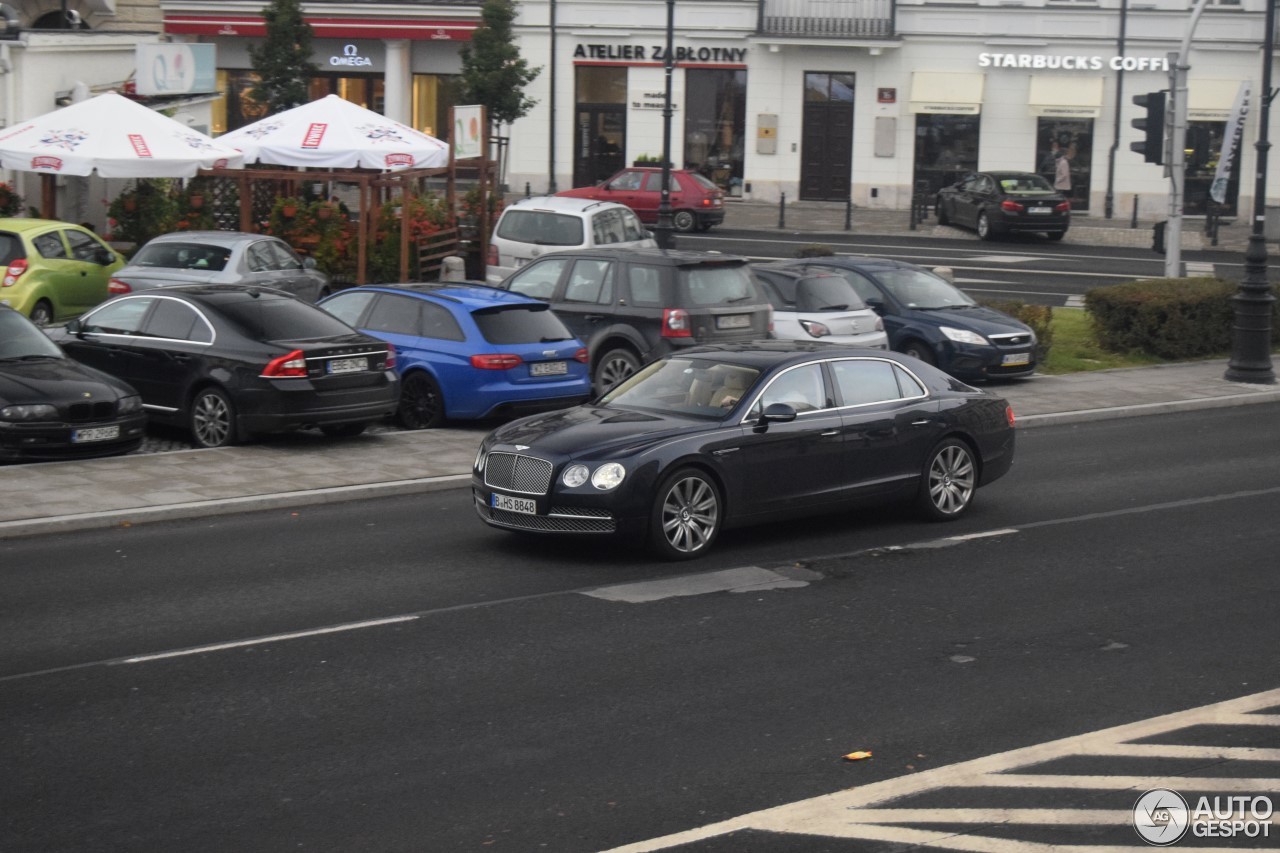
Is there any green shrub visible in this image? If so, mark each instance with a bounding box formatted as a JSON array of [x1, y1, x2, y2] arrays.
[[1084, 277, 1280, 360], [980, 299, 1053, 363]]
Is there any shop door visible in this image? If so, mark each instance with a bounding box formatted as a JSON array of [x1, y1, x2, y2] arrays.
[[1035, 119, 1093, 212], [799, 73, 854, 201], [573, 107, 626, 190]]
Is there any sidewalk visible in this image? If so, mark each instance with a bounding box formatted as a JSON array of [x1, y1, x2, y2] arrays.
[[718, 198, 1256, 254], [2, 358, 1278, 540]]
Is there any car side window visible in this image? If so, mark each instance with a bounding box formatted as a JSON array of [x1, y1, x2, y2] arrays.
[[564, 259, 614, 304], [83, 298, 152, 335], [65, 230, 108, 263], [319, 291, 376, 327], [33, 232, 67, 260], [506, 257, 569, 300], [627, 265, 663, 306], [754, 364, 827, 414], [641, 172, 683, 193], [268, 241, 303, 271], [895, 365, 927, 397], [593, 209, 629, 245], [143, 299, 206, 342], [810, 266, 880, 305], [247, 242, 276, 272], [610, 171, 644, 191], [418, 301, 466, 342], [831, 359, 909, 406], [365, 294, 424, 337]]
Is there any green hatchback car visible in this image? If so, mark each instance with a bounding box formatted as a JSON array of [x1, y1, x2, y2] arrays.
[[0, 219, 124, 326]]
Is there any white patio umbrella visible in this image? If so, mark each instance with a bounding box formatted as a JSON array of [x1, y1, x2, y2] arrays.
[[217, 94, 449, 170], [0, 92, 244, 178]]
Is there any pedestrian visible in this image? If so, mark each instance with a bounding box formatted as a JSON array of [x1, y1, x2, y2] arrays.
[[1053, 150, 1072, 193]]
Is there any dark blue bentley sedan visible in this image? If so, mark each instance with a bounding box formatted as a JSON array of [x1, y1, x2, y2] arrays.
[[473, 342, 1016, 560]]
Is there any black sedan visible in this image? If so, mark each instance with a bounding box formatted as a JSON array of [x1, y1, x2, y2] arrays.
[[1, 305, 146, 462], [936, 171, 1070, 241], [50, 285, 398, 448], [775, 257, 1037, 381], [472, 343, 1016, 560]]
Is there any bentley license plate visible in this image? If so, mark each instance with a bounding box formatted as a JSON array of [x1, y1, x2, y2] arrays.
[[531, 361, 567, 376], [72, 425, 120, 443], [492, 493, 536, 514], [328, 357, 368, 374]]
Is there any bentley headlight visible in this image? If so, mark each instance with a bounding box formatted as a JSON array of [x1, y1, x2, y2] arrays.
[[940, 326, 989, 346], [474, 446, 487, 473], [591, 463, 626, 490], [561, 464, 590, 488]]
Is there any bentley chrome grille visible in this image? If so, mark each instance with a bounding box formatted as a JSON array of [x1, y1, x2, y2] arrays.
[[484, 451, 554, 495]]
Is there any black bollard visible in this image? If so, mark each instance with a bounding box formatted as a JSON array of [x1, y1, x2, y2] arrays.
[[1130, 196, 1139, 229], [845, 198, 853, 231], [777, 193, 786, 229], [525, 182, 531, 198]]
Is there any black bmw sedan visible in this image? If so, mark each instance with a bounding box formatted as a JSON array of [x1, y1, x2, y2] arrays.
[[473, 342, 1016, 560], [50, 285, 399, 448], [1, 306, 146, 462], [936, 171, 1071, 241]]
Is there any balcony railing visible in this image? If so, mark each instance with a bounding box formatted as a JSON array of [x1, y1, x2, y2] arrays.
[[759, 0, 895, 39]]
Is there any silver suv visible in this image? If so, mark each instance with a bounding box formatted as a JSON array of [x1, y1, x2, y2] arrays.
[[485, 196, 656, 285]]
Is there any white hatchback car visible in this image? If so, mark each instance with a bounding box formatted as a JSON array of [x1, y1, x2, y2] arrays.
[[485, 196, 656, 285], [753, 265, 888, 349]]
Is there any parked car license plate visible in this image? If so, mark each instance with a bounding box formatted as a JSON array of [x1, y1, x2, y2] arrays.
[[717, 314, 751, 329], [72, 425, 120, 443], [492, 493, 536, 514], [1003, 353, 1031, 366], [328, 356, 368, 374], [1029, 207, 1051, 215], [530, 361, 568, 376]]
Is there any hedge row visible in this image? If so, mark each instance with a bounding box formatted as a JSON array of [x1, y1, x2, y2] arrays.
[[1083, 277, 1280, 361]]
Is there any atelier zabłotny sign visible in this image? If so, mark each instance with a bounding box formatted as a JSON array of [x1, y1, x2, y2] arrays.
[[573, 44, 748, 63]]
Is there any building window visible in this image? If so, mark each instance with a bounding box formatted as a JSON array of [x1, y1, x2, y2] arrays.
[[1185, 121, 1238, 216], [913, 114, 979, 197], [1036, 118, 1093, 212], [683, 69, 747, 196], [412, 75, 463, 138], [573, 66, 628, 187]]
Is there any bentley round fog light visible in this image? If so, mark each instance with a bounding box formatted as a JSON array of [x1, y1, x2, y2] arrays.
[[591, 463, 626, 490], [562, 464, 590, 488]]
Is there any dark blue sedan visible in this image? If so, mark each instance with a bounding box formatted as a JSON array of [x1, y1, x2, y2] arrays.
[[319, 283, 592, 429], [776, 257, 1037, 380]]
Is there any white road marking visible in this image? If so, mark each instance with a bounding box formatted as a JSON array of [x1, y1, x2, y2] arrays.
[[584, 567, 816, 603], [115, 615, 420, 664], [604, 687, 1280, 852]]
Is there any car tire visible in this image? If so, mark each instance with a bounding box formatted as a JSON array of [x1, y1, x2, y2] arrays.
[[594, 348, 640, 394], [397, 372, 445, 430], [976, 211, 996, 241], [319, 422, 368, 438], [672, 210, 696, 232], [901, 340, 937, 367], [29, 299, 54, 327], [917, 438, 978, 521], [936, 200, 950, 225], [695, 221, 714, 233], [1046, 231, 1066, 241], [189, 386, 238, 448], [649, 467, 722, 560]]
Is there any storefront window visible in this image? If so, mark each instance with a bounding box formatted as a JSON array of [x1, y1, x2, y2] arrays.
[[913, 114, 980, 197], [1184, 121, 1238, 217], [412, 75, 463, 138], [1035, 119, 1093, 212], [683, 69, 746, 196]]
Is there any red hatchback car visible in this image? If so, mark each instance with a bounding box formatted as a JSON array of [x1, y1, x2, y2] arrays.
[[556, 167, 725, 233]]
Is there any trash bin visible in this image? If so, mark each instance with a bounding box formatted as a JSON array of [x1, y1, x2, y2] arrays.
[[1266, 206, 1280, 243], [1152, 220, 1166, 255]]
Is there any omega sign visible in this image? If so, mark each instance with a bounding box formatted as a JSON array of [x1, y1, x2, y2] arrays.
[[979, 52, 1170, 71], [331, 44, 372, 67]]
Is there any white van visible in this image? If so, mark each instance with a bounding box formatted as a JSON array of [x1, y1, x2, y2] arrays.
[[485, 196, 656, 285]]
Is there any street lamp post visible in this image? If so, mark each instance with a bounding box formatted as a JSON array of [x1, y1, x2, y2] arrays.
[[654, 0, 676, 250], [1224, 0, 1276, 384]]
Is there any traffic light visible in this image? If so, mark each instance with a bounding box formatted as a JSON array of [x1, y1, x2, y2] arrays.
[[1130, 91, 1166, 165]]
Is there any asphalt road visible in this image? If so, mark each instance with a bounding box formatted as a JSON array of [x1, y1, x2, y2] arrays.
[[681, 229, 1251, 307], [3, 403, 1279, 852]]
